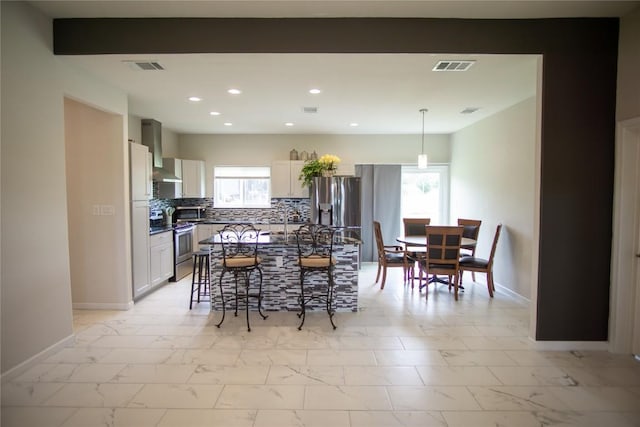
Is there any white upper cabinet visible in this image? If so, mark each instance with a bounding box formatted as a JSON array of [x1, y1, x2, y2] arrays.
[[271, 160, 308, 198], [130, 142, 152, 200], [182, 159, 205, 198]]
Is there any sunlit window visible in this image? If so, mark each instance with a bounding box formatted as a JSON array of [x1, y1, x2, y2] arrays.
[[214, 166, 271, 208], [401, 165, 449, 227]]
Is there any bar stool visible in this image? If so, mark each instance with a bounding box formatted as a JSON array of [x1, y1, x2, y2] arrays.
[[189, 249, 210, 309], [216, 223, 267, 332], [294, 224, 337, 330]]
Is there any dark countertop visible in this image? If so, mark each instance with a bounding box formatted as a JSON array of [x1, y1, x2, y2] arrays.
[[199, 231, 360, 246], [198, 220, 290, 226], [149, 225, 174, 235]]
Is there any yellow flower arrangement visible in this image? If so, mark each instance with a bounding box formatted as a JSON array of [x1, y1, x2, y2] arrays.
[[318, 154, 341, 171]]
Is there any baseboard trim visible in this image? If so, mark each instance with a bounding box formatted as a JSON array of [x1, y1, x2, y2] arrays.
[[493, 282, 530, 304], [1, 334, 76, 383], [528, 338, 609, 351], [72, 301, 134, 310]]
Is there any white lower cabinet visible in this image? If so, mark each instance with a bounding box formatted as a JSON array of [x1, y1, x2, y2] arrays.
[[149, 231, 173, 287]]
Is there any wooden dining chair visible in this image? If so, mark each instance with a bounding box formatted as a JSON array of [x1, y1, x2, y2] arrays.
[[457, 218, 482, 281], [373, 221, 408, 289], [459, 223, 502, 297], [402, 218, 431, 286], [417, 225, 464, 300]]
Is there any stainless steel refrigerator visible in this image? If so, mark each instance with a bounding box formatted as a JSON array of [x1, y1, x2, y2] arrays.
[[310, 176, 361, 241]]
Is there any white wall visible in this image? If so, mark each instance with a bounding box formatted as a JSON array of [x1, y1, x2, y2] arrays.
[[450, 97, 537, 299], [1, 1, 131, 376], [178, 133, 450, 196], [1, 1, 74, 375]]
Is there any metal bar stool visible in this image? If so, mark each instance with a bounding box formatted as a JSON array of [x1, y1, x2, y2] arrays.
[[189, 249, 210, 309], [216, 223, 267, 332], [294, 224, 337, 330]]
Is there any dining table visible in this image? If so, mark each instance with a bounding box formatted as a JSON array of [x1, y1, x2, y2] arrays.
[[396, 235, 477, 287], [396, 235, 477, 248]]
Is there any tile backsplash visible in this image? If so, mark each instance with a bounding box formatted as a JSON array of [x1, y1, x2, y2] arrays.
[[150, 189, 310, 224]]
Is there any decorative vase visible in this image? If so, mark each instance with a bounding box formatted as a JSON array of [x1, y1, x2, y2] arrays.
[[322, 169, 336, 177]]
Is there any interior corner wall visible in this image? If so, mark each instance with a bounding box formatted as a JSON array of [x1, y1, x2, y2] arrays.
[[64, 98, 129, 308], [451, 97, 537, 299], [1, 1, 74, 374], [1, 1, 131, 376]]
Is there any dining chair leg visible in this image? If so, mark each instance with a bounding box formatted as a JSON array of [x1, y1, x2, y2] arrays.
[[375, 263, 382, 284], [380, 267, 387, 290], [453, 273, 459, 301], [487, 272, 495, 297]]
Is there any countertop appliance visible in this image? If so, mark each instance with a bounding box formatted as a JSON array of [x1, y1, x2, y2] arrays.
[[175, 205, 206, 223], [310, 176, 361, 242]]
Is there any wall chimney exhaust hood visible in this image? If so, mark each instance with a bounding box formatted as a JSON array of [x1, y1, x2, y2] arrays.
[[141, 119, 182, 183]]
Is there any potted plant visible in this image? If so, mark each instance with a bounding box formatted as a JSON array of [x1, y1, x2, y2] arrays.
[[299, 154, 341, 187]]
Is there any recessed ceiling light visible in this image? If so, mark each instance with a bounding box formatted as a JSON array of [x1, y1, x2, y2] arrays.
[[223, 122, 233, 126], [228, 89, 241, 95], [188, 96, 202, 102], [285, 122, 294, 127], [309, 89, 321, 94], [349, 123, 359, 127], [209, 111, 221, 116]]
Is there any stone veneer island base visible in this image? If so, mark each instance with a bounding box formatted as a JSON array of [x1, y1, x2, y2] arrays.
[[200, 233, 360, 313]]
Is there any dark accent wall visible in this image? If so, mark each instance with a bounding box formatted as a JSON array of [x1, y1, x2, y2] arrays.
[[53, 17, 619, 341]]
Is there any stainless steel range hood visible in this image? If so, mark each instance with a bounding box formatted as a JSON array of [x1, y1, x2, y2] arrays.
[[141, 119, 182, 183]]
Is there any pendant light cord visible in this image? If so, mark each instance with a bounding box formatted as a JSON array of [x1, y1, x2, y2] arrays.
[[420, 108, 427, 155]]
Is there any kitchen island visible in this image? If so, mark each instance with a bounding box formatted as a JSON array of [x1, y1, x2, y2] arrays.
[[199, 231, 360, 312]]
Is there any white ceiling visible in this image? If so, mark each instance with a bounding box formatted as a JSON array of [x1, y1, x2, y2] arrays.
[[30, 1, 638, 135]]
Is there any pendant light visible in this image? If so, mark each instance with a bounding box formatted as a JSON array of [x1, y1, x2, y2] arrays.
[[418, 108, 428, 169]]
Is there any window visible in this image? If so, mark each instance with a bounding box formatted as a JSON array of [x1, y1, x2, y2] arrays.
[[401, 165, 449, 226], [214, 166, 271, 208]]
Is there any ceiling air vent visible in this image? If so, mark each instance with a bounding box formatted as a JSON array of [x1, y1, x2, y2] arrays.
[[460, 107, 480, 114], [123, 60, 165, 71], [302, 106, 318, 113], [432, 60, 475, 72]]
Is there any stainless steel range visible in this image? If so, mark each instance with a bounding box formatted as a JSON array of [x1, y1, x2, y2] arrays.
[[172, 222, 195, 281]]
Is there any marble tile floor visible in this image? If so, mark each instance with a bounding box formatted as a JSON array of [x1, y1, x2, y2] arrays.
[[3, 263, 640, 427]]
